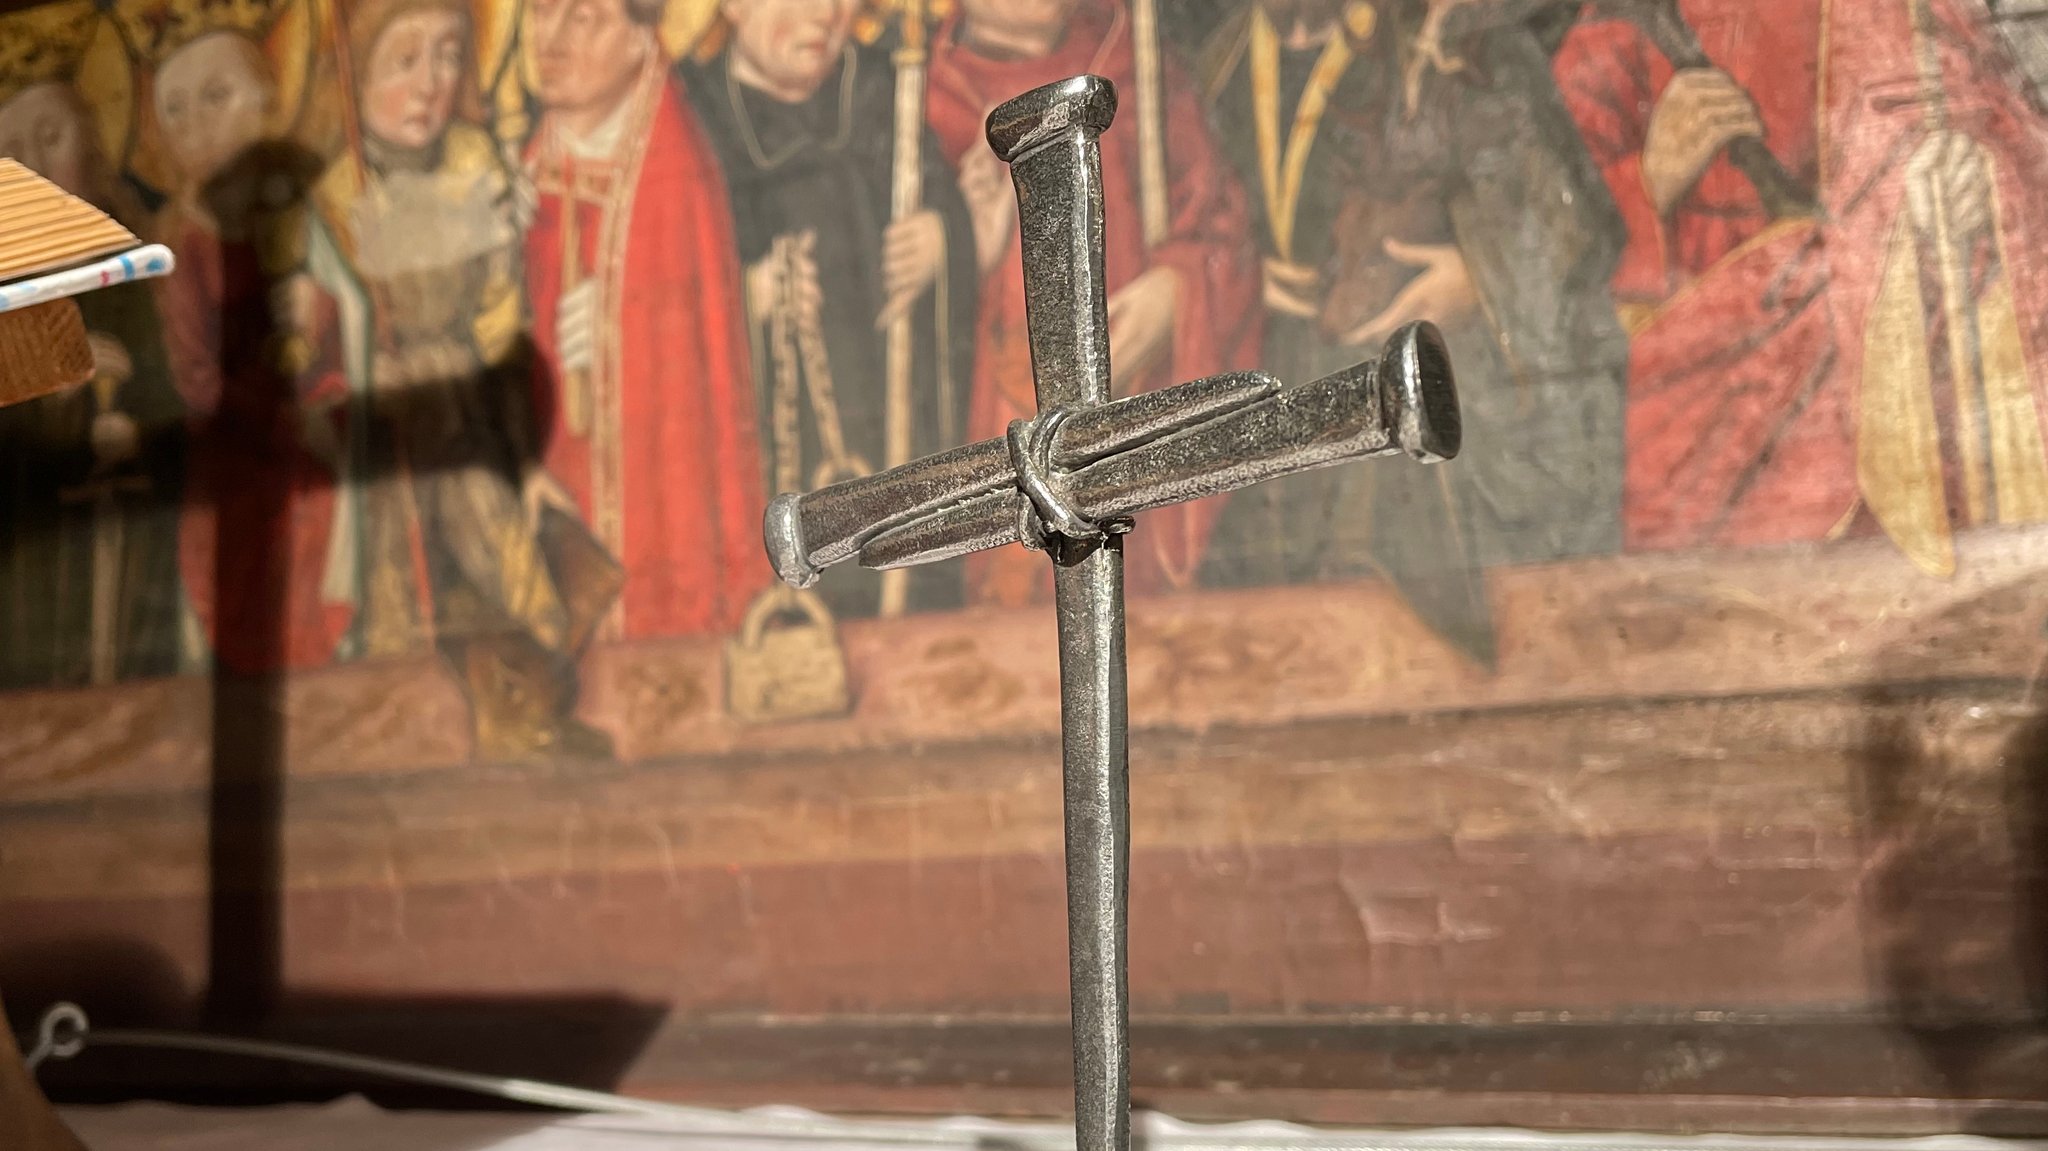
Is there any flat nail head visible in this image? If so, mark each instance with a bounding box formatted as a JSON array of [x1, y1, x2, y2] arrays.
[[985, 74, 1120, 162], [1378, 321, 1461, 464]]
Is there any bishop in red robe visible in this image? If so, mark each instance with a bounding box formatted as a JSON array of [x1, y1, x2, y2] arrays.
[[928, 0, 1262, 604], [1554, 0, 2048, 571], [525, 0, 769, 639]]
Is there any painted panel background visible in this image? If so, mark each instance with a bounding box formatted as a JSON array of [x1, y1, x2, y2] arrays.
[[5, 0, 2048, 1130]]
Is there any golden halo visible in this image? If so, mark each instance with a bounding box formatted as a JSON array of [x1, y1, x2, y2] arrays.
[[265, 0, 316, 135], [0, 2, 138, 192], [74, 17, 136, 169], [473, 0, 520, 92], [111, 0, 284, 63], [0, 0, 104, 101]]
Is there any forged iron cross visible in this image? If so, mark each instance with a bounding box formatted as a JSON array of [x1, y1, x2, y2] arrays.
[[762, 75, 1460, 1151]]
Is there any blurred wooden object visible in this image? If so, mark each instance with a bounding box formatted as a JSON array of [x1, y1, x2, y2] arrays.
[[0, 991, 87, 1151], [0, 159, 137, 282], [0, 297, 93, 408], [0, 157, 142, 408]]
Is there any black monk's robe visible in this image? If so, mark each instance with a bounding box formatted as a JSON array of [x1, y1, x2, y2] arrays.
[[683, 43, 978, 620], [0, 282, 187, 688], [1197, 0, 1628, 667]]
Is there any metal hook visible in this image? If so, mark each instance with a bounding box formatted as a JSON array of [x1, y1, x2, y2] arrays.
[[24, 1002, 87, 1072]]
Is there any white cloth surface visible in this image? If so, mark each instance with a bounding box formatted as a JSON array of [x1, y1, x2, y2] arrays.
[[57, 1098, 2048, 1151]]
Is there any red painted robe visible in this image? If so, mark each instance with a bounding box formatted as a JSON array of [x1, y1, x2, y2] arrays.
[[1555, 0, 2048, 561], [154, 204, 350, 674], [928, 1, 1261, 603], [526, 65, 770, 639]]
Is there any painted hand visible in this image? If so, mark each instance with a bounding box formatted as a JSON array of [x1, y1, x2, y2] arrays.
[[521, 467, 580, 531], [84, 331, 133, 384], [1342, 239, 1477, 347], [556, 280, 599, 374], [1642, 68, 1765, 216], [1107, 265, 1182, 394], [270, 273, 321, 338], [960, 144, 1017, 274], [878, 209, 946, 329], [1404, 0, 1474, 112], [1908, 129, 1994, 248], [748, 231, 823, 331], [1262, 257, 1321, 320]]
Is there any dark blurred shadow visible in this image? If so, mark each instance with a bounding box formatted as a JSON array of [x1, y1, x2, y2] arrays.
[[0, 938, 191, 1031], [186, 135, 325, 1029], [4, 938, 666, 1110], [1857, 576, 2048, 1132], [181, 134, 618, 1030], [63, 1103, 554, 1151], [3, 128, 625, 1087]]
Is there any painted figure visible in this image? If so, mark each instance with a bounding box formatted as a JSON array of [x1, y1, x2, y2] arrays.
[[926, 0, 1260, 606], [298, 0, 613, 756], [0, 78, 185, 687], [682, 0, 977, 621], [524, 0, 769, 640], [1202, 0, 1392, 395], [1555, 0, 2048, 574], [148, 27, 350, 674], [1197, 0, 1627, 661]]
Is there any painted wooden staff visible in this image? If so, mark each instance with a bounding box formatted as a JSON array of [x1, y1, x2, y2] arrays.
[[879, 0, 930, 617], [326, 0, 369, 175], [1593, 0, 1814, 219], [1131, 0, 1168, 247], [1907, 0, 1994, 521]]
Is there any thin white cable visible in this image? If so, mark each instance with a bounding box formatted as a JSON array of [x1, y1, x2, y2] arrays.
[[29, 1004, 2048, 1151], [25, 1002, 973, 1145]]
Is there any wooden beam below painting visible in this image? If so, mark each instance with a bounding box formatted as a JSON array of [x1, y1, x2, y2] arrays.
[[5, 504, 2046, 1131], [3, 681, 2040, 1020], [3, 524, 2046, 803]]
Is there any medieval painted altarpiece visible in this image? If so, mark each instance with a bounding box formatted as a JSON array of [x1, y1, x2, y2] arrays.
[[8, 0, 2048, 1129]]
